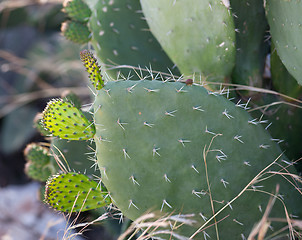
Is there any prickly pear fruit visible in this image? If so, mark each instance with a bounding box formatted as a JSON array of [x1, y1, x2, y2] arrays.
[[140, 0, 236, 87], [93, 79, 301, 238], [45, 172, 111, 212], [265, 0, 302, 85]]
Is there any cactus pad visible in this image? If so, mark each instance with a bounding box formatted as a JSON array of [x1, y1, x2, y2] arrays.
[[265, 0, 302, 85], [45, 172, 110, 212], [42, 98, 95, 140], [94, 79, 301, 238], [140, 0, 236, 86]]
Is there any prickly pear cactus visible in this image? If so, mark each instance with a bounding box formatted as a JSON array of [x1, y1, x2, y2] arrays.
[[140, 0, 236, 87], [265, 0, 302, 85], [42, 51, 302, 239]]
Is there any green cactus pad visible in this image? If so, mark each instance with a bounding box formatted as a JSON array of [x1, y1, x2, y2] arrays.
[[24, 143, 57, 182], [271, 43, 302, 99], [42, 98, 95, 140], [88, 0, 179, 79], [45, 172, 110, 212], [63, 0, 91, 23], [94, 80, 301, 238], [230, 0, 269, 88], [80, 50, 104, 90], [140, 0, 236, 87], [265, 0, 302, 85], [61, 21, 91, 44]]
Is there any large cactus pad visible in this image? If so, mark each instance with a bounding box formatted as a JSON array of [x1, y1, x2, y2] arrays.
[[94, 80, 301, 239]]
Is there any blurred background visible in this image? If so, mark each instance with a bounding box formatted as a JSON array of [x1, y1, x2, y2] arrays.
[[0, 0, 105, 239]]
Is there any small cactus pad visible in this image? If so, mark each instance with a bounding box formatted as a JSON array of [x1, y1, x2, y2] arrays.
[[140, 0, 235, 85], [42, 98, 95, 140], [45, 172, 110, 212], [24, 143, 57, 182], [61, 21, 91, 44], [94, 80, 301, 238], [265, 0, 302, 85], [63, 0, 91, 23], [80, 50, 104, 90]]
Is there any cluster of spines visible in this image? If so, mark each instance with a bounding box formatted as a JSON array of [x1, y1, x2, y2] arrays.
[[42, 98, 95, 140], [45, 172, 111, 212], [80, 49, 104, 90]]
